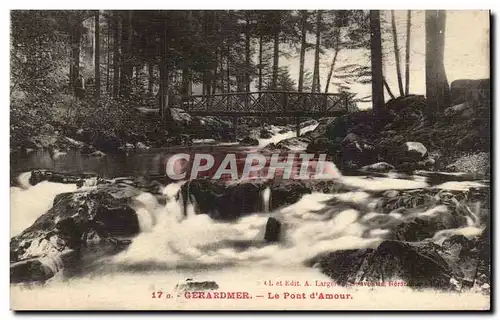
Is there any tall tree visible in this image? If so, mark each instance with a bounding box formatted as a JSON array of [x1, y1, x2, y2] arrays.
[[312, 10, 322, 93], [324, 14, 341, 94], [370, 10, 385, 114], [69, 17, 83, 97], [258, 33, 263, 91], [405, 10, 411, 96], [112, 11, 120, 98], [159, 12, 169, 120], [297, 10, 308, 92], [391, 10, 404, 97], [94, 10, 101, 100], [425, 10, 450, 116], [271, 11, 281, 90], [244, 12, 252, 92], [106, 13, 111, 94], [119, 11, 134, 98]]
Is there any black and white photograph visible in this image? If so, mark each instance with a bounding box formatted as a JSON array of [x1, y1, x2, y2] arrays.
[[9, 9, 491, 310]]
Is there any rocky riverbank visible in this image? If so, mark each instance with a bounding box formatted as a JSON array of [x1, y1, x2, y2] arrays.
[[265, 94, 491, 177], [10, 169, 490, 296]]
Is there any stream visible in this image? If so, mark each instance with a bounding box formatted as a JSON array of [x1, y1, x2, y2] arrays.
[[9, 124, 490, 310]]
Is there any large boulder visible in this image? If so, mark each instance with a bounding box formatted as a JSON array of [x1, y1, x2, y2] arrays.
[[450, 79, 490, 106], [316, 240, 454, 289], [306, 117, 336, 140], [181, 179, 312, 220], [306, 136, 343, 155], [384, 141, 428, 166], [10, 183, 140, 283], [274, 136, 312, 151], [337, 137, 378, 170], [264, 217, 282, 242]]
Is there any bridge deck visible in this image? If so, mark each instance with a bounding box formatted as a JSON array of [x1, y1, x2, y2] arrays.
[[181, 91, 354, 115]]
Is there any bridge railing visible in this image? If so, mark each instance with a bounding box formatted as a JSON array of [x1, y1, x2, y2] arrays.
[[181, 91, 354, 115]]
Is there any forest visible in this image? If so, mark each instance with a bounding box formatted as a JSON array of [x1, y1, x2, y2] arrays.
[[10, 10, 490, 170]]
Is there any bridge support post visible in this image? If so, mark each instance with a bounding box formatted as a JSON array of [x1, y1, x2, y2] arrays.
[[295, 115, 300, 137], [232, 116, 238, 141]]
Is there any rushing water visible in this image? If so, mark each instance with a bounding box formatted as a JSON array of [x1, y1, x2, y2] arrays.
[[9, 125, 490, 310]]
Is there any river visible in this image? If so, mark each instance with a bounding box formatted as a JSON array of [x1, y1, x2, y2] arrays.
[[9, 124, 490, 310]]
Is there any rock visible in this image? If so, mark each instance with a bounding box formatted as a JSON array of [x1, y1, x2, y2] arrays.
[[135, 141, 150, 150], [393, 217, 447, 242], [181, 179, 311, 220], [274, 136, 311, 151], [404, 142, 427, 160], [382, 190, 400, 198], [338, 139, 378, 170], [264, 217, 281, 242], [194, 116, 234, 141], [316, 240, 454, 289], [10, 183, 139, 283], [341, 133, 361, 145], [269, 180, 311, 210], [89, 150, 106, 157], [175, 280, 219, 292], [28, 169, 99, 186], [170, 108, 193, 126], [259, 128, 273, 139], [444, 103, 475, 118], [386, 142, 427, 166], [239, 136, 259, 146], [299, 119, 318, 129], [360, 162, 395, 173], [306, 137, 342, 155], [395, 157, 434, 173], [307, 117, 336, 139], [385, 95, 427, 112], [450, 79, 490, 106], [93, 132, 122, 152]]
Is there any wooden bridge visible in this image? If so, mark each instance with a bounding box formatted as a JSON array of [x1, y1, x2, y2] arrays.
[[180, 91, 354, 136]]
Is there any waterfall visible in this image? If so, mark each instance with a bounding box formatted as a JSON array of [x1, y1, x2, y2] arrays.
[[262, 186, 271, 213]]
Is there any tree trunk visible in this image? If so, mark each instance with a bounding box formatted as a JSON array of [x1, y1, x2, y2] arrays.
[[94, 11, 101, 100], [383, 77, 396, 100], [258, 33, 263, 91], [426, 10, 450, 117], [245, 13, 251, 92], [106, 14, 111, 94], [120, 11, 133, 99], [148, 62, 154, 94], [70, 22, 82, 97], [324, 48, 339, 93], [226, 56, 231, 93], [297, 11, 308, 92], [212, 53, 218, 94], [405, 10, 411, 96], [391, 10, 404, 97], [219, 54, 224, 94], [159, 15, 169, 120], [370, 10, 385, 114], [181, 67, 189, 96], [312, 10, 322, 93], [271, 14, 280, 90], [112, 11, 120, 99]]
